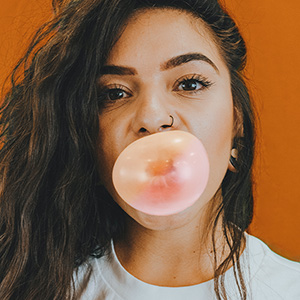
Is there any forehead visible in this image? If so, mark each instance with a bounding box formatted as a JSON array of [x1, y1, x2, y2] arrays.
[[106, 8, 225, 71]]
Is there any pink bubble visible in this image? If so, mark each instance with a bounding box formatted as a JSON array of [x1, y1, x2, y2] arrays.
[[112, 130, 209, 216]]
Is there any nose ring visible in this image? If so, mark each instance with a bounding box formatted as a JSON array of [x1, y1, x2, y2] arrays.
[[169, 115, 174, 127], [159, 115, 174, 131]]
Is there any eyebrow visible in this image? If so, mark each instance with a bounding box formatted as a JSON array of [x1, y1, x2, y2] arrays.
[[99, 52, 219, 76], [161, 53, 219, 73], [99, 65, 136, 76]]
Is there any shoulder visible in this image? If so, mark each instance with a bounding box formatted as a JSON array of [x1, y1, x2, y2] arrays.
[[246, 234, 300, 299]]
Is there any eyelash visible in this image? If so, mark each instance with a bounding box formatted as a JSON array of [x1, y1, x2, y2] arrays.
[[173, 74, 213, 94], [98, 74, 213, 102]]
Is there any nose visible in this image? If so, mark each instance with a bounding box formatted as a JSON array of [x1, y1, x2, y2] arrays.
[[131, 91, 175, 136]]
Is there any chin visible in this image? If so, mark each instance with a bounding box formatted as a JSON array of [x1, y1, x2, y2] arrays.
[[122, 197, 209, 232]]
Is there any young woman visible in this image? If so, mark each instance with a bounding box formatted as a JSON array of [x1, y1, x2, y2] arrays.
[[0, 0, 299, 299]]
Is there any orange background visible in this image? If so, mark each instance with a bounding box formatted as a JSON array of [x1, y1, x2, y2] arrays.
[[0, 0, 299, 260]]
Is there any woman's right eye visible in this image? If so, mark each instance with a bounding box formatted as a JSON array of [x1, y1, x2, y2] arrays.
[[98, 85, 132, 101], [106, 88, 127, 100]]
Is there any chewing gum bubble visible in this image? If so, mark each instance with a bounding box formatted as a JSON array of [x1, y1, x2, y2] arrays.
[[112, 130, 209, 216]]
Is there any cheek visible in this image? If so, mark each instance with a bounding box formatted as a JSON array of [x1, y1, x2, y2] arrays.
[[96, 118, 119, 184], [207, 107, 233, 154], [203, 103, 234, 190], [185, 89, 233, 195], [96, 112, 134, 195]]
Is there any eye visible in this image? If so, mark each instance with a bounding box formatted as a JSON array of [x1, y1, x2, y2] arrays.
[[107, 88, 127, 100], [174, 74, 213, 93], [98, 85, 132, 101], [179, 79, 202, 91]]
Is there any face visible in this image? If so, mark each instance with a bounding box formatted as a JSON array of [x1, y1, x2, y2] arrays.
[[97, 9, 235, 230]]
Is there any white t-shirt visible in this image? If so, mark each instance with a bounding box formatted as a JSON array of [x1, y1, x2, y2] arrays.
[[74, 234, 300, 299]]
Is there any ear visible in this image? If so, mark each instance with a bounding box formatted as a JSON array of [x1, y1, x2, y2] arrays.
[[228, 106, 243, 173], [228, 148, 238, 172]]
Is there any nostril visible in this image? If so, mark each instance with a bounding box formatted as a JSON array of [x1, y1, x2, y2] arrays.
[[139, 127, 147, 133], [137, 115, 174, 134]]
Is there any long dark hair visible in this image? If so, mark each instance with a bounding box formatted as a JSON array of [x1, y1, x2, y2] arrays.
[[0, 0, 255, 299]]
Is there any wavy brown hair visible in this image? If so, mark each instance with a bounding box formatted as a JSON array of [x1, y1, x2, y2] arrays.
[[0, 0, 255, 299]]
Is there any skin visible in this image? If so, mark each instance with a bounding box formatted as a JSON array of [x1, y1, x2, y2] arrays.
[[97, 8, 238, 286]]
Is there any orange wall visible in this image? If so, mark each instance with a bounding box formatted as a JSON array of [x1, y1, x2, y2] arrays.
[[1, 0, 299, 260], [0, 0, 52, 90], [224, 0, 300, 261]]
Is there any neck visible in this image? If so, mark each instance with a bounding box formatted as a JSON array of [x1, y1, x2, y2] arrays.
[[114, 196, 236, 287]]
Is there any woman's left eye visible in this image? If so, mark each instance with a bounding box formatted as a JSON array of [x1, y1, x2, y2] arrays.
[[179, 79, 202, 91], [174, 74, 213, 93]]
